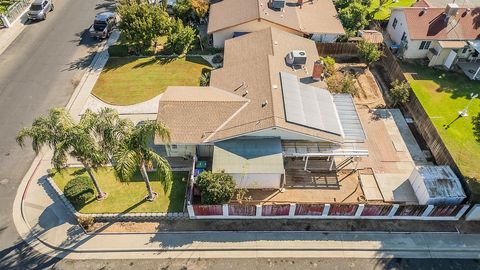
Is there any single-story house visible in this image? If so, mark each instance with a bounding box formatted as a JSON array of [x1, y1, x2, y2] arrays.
[[207, 0, 345, 48], [156, 27, 367, 189], [386, 3, 480, 79]]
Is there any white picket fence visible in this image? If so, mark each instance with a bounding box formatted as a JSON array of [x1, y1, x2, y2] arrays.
[[1, 0, 31, 28]]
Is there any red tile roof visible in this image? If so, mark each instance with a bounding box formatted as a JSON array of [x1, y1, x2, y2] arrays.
[[398, 7, 480, 40]]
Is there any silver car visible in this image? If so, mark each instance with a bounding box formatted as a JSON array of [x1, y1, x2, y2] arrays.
[[27, 0, 54, 21]]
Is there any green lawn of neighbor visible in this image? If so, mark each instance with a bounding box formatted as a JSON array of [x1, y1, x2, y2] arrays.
[[92, 56, 211, 105], [401, 63, 480, 200], [369, 0, 416, 20], [52, 167, 188, 213]]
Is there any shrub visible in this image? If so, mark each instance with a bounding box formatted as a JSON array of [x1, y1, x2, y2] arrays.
[[319, 56, 336, 76], [166, 18, 196, 55], [389, 79, 410, 106], [77, 215, 94, 231], [64, 176, 95, 207], [199, 72, 210, 86], [356, 40, 382, 67], [326, 73, 359, 96], [196, 171, 235, 204], [472, 113, 480, 143], [108, 44, 129, 57]]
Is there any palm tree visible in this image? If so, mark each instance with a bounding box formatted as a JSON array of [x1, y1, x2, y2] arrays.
[[16, 108, 108, 200], [81, 108, 133, 159], [112, 120, 172, 201]]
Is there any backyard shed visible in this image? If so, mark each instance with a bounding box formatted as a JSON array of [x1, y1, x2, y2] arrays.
[[408, 166, 466, 205], [212, 137, 285, 189]]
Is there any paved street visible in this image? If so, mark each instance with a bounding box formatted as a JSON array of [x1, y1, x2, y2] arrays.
[[0, 0, 113, 255]]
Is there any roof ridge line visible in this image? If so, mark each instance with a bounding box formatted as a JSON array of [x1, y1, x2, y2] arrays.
[[203, 100, 251, 143]]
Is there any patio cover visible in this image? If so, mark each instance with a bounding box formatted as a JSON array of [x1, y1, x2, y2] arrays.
[[468, 40, 480, 53], [212, 137, 284, 174]]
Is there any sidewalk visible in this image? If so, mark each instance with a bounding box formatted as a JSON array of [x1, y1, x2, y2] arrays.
[[0, 13, 29, 56]]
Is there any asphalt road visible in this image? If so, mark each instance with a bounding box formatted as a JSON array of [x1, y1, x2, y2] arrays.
[[0, 0, 113, 256]]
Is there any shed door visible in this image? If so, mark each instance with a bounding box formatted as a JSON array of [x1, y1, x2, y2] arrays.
[[444, 50, 457, 69]]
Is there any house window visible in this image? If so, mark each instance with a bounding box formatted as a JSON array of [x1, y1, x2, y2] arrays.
[[419, 41, 431, 50], [392, 18, 398, 29], [401, 32, 407, 42], [462, 47, 468, 54], [171, 144, 178, 149]]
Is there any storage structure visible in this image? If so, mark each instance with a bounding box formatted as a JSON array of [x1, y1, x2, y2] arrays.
[[408, 166, 466, 205]]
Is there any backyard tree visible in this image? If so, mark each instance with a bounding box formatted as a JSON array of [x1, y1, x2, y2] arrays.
[[472, 113, 480, 143], [191, 0, 209, 20], [173, 0, 193, 21], [118, 0, 171, 52], [196, 171, 236, 204], [166, 18, 196, 54], [319, 56, 336, 77], [112, 120, 173, 201], [389, 79, 410, 106], [16, 108, 109, 200], [356, 40, 382, 67], [199, 71, 210, 86], [337, 1, 370, 37]]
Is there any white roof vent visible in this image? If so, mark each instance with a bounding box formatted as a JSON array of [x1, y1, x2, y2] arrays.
[[286, 50, 307, 66]]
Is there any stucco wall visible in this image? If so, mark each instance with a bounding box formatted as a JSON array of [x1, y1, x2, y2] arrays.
[[387, 10, 408, 45], [166, 145, 196, 157]]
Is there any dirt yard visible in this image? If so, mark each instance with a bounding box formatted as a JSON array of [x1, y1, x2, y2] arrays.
[[335, 63, 386, 109]]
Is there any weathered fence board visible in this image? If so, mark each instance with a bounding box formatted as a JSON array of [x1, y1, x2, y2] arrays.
[[429, 205, 462, 217], [228, 204, 257, 216], [192, 205, 222, 216], [361, 205, 392, 216], [316, 42, 358, 56], [262, 204, 290, 216], [295, 204, 325, 216], [395, 205, 427, 216], [328, 204, 358, 216]]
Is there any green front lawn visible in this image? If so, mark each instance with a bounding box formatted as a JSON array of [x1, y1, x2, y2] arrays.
[[402, 63, 480, 200], [369, 0, 416, 20], [92, 56, 211, 106], [52, 167, 188, 213]]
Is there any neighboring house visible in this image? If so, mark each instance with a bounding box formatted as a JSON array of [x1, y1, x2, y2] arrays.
[[156, 28, 367, 189], [386, 3, 480, 79], [207, 0, 345, 48]]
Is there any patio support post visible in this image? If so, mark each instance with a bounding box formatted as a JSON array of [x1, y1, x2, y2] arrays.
[[187, 204, 195, 219], [288, 203, 296, 217], [421, 205, 434, 217], [222, 204, 229, 217], [1, 14, 11, 28], [256, 205, 262, 217], [474, 66, 480, 80], [322, 204, 331, 217], [355, 204, 365, 217], [455, 205, 471, 220], [388, 204, 399, 217], [329, 158, 335, 171], [303, 156, 309, 171]]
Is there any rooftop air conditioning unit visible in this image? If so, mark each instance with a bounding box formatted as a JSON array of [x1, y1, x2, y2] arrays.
[[445, 3, 459, 18], [286, 50, 307, 66]]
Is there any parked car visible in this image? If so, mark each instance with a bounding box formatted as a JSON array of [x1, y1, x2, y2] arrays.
[[88, 12, 116, 40], [27, 0, 54, 21]]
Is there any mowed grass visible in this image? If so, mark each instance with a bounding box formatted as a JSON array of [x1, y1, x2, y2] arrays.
[[52, 167, 188, 213], [369, 0, 416, 20], [402, 63, 480, 200], [92, 56, 211, 105]]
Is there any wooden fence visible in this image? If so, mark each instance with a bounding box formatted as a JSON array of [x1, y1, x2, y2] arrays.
[[316, 42, 358, 56], [188, 203, 470, 220]]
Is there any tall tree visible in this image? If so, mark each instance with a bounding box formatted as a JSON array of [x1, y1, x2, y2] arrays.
[[338, 1, 370, 37], [191, 0, 209, 20], [118, 0, 171, 52], [166, 18, 196, 54], [16, 108, 108, 199], [112, 120, 173, 201], [389, 79, 410, 106]]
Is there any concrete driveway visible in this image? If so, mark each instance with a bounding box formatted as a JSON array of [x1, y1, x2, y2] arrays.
[[0, 0, 115, 254]]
